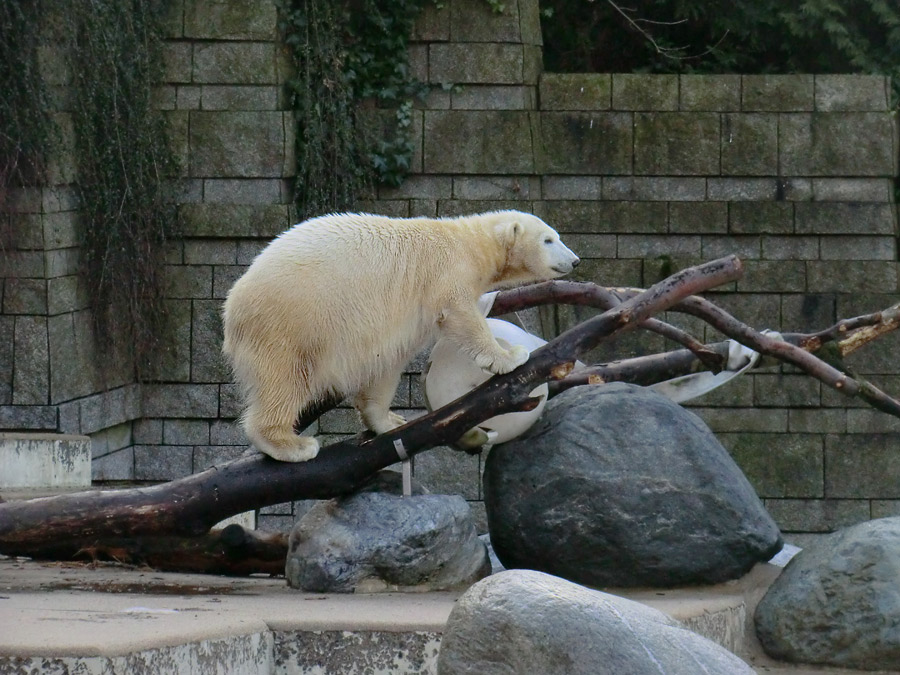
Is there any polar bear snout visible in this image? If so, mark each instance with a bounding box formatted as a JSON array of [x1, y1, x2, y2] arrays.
[[560, 254, 581, 272], [548, 241, 580, 275]]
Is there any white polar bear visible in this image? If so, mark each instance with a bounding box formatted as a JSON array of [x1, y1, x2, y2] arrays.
[[222, 210, 579, 462]]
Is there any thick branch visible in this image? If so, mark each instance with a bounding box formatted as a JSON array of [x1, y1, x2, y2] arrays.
[[0, 257, 742, 560]]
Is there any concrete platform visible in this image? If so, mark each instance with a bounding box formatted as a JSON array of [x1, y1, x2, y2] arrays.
[[0, 557, 897, 674], [0, 433, 91, 491]]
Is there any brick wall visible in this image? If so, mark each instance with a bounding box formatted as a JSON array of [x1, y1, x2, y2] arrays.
[[1, 0, 897, 536]]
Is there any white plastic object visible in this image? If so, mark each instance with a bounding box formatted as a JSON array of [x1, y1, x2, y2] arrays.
[[649, 334, 776, 403], [424, 318, 549, 445]]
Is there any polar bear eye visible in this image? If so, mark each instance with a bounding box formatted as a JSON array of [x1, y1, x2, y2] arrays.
[[543, 237, 553, 244]]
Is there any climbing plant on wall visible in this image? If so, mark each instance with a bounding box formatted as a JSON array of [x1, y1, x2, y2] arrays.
[[67, 0, 176, 377], [1, 0, 175, 377], [278, 0, 430, 220], [0, 0, 54, 233]]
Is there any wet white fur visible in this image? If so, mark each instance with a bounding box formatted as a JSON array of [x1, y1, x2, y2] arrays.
[[222, 210, 579, 462]]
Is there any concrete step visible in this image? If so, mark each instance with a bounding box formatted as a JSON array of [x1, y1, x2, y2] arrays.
[[0, 557, 797, 674], [0, 432, 91, 491], [2, 555, 895, 674]]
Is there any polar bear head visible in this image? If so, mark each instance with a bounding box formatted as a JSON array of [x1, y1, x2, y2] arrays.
[[491, 211, 580, 288]]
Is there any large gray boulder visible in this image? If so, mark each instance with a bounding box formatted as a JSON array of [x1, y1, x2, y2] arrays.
[[484, 383, 782, 587], [286, 471, 490, 592], [755, 517, 900, 669], [437, 569, 755, 675]]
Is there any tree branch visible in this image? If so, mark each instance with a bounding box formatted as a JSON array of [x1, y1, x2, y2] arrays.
[[503, 283, 900, 417], [490, 281, 724, 370]]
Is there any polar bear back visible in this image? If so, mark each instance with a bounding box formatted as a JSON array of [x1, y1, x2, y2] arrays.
[[224, 214, 479, 396]]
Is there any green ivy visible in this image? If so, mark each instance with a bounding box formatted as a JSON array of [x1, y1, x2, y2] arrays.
[[278, 0, 430, 218]]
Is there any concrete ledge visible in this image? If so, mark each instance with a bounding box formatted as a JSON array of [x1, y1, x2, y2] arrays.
[[3, 633, 274, 675], [0, 433, 91, 490], [3, 558, 893, 674]]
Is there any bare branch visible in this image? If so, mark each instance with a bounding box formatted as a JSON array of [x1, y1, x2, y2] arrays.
[[600, 289, 900, 418], [490, 281, 724, 370], [789, 303, 900, 353], [605, 0, 730, 60], [835, 303, 900, 357]]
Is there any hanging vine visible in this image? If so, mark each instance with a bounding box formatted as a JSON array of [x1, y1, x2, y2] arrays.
[[2, 0, 176, 376], [66, 0, 177, 377], [0, 0, 54, 240], [278, 0, 430, 220]]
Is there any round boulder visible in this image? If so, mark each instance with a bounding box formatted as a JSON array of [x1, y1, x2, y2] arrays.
[[437, 569, 755, 675], [755, 517, 900, 669], [286, 471, 490, 592], [484, 383, 782, 587]]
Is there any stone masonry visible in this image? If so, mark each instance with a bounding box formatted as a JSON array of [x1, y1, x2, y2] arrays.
[[1, 0, 897, 536]]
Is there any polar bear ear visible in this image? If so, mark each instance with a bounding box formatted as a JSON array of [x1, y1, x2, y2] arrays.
[[496, 219, 521, 246]]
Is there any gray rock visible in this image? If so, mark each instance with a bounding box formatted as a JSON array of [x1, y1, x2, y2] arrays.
[[286, 470, 490, 592], [484, 383, 782, 587], [755, 517, 900, 669], [437, 569, 755, 675]]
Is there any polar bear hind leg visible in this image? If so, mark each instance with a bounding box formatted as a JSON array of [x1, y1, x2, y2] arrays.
[[243, 363, 321, 462]]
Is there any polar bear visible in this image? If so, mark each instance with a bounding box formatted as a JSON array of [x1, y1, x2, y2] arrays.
[[222, 210, 579, 462]]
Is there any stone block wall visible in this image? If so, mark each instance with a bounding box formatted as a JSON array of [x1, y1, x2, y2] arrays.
[[1, 40, 141, 475], [2, 0, 898, 537]]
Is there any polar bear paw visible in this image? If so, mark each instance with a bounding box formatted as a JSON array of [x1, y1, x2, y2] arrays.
[[386, 411, 408, 429], [364, 410, 408, 435], [479, 344, 530, 375], [255, 435, 320, 463]]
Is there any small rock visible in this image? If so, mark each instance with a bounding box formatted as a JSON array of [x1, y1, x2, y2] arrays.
[[437, 569, 755, 675], [286, 471, 490, 592], [484, 383, 782, 587], [755, 517, 900, 670]]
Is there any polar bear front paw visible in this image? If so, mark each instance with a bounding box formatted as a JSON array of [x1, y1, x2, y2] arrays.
[[257, 435, 320, 462], [479, 344, 530, 375]]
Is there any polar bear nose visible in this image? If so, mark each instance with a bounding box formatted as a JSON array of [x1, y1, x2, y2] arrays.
[[571, 256, 581, 268]]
